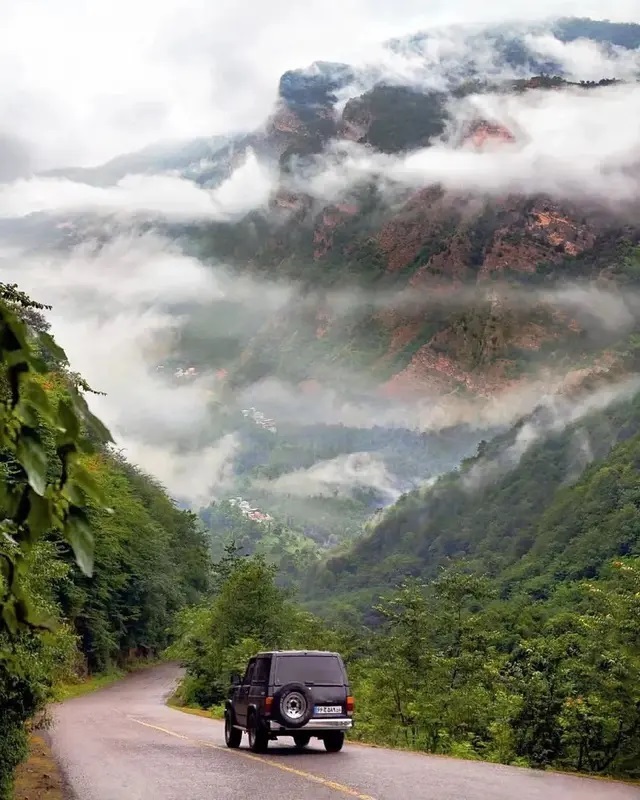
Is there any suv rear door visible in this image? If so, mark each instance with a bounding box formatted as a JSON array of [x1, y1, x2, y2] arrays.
[[248, 655, 271, 714], [235, 658, 255, 727], [273, 654, 348, 717]]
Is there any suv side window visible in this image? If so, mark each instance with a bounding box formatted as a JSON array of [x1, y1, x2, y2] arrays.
[[252, 656, 271, 685], [243, 659, 256, 685]]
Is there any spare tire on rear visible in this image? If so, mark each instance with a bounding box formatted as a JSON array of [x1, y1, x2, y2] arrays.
[[273, 682, 313, 728]]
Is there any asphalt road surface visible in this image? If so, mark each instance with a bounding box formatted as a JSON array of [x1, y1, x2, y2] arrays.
[[49, 664, 640, 800]]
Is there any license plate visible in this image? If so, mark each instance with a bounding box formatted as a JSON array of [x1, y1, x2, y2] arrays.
[[314, 705, 342, 715]]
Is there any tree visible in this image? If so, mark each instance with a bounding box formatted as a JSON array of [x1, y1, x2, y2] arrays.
[[170, 554, 288, 707]]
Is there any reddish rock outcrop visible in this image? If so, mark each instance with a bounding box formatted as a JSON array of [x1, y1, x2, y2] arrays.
[[466, 121, 516, 149], [313, 204, 358, 259]]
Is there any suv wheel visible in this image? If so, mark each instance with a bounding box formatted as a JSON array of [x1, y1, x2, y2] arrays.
[[323, 732, 345, 753], [247, 712, 269, 753], [293, 733, 311, 749], [224, 711, 242, 749]]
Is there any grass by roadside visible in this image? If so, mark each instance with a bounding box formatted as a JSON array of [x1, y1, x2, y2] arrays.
[[13, 735, 65, 800], [167, 688, 225, 720], [53, 669, 126, 702], [53, 658, 160, 702]]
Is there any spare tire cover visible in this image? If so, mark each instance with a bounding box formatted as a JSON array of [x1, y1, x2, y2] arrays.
[[273, 682, 313, 728]]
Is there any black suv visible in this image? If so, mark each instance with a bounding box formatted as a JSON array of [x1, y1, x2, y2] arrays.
[[224, 650, 354, 753]]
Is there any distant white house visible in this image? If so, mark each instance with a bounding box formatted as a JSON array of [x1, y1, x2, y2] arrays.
[[241, 407, 277, 433], [228, 496, 273, 524], [175, 366, 198, 379]]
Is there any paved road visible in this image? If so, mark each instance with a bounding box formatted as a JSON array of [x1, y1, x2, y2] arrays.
[[49, 664, 639, 800]]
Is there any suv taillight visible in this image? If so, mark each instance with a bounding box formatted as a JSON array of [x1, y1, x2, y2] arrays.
[[346, 696, 354, 715], [265, 696, 273, 715]]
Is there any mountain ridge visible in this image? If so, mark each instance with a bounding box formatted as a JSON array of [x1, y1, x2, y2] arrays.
[[5, 16, 640, 564]]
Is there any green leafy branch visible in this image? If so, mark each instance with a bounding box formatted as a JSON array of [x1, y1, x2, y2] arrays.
[[0, 299, 113, 637]]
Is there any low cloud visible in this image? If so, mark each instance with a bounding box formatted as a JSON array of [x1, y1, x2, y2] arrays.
[[1, 1, 638, 171], [313, 278, 639, 336], [333, 21, 640, 107], [0, 148, 275, 222], [0, 231, 239, 503], [119, 434, 240, 507], [0, 131, 33, 182], [524, 32, 640, 82], [2, 218, 639, 506], [255, 451, 405, 502], [235, 362, 632, 439], [294, 82, 640, 207], [462, 375, 640, 490]]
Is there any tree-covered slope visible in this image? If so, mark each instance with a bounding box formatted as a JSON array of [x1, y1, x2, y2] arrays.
[[172, 543, 640, 779], [305, 380, 640, 619], [55, 451, 210, 671], [197, 414, 493, 559]]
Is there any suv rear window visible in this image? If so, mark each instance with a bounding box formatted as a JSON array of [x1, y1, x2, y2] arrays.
[[274, 655, 344, 686]]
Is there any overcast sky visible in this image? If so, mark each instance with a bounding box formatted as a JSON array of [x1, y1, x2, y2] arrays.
[[1, 0, 638, 171]]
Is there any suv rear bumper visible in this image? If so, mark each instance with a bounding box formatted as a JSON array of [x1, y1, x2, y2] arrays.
[[268, 717, 353, 733]]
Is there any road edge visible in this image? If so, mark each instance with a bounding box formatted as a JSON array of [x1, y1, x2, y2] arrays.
[[12, 733, 74, 800]]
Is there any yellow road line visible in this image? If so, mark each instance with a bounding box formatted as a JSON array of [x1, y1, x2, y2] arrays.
[[128, 717, 376, 800], [130, 718, 189, 740]]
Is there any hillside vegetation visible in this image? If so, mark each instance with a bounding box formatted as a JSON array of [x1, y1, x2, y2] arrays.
[[300, 240, 640, 616], [172, 542, 640, 778], [303, 381, 640, 613], [196, 415, 492, 567]]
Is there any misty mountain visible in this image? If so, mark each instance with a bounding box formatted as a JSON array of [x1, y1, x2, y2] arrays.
[[2, 15, 640, 561], [195, 414, 497, 549], [40, 136, 232, 187], [4, 4, 640, 791], [23, 17, 640, 191]]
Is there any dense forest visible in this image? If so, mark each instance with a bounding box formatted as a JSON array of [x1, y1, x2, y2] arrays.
[[304, 382, 640, 619], [0, 285, 210, 799], [196, 417, 490, 561]]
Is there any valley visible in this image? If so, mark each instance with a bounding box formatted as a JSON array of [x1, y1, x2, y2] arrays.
[[2, 9, 640, 794]]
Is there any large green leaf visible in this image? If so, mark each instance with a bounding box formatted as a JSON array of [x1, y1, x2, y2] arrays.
[[61, 479, 85, 507], [15, 429, 48, 496], [58, 398, 80, 442], [26, 491, 54, 537], [70, 389, 113, 444], [23, 379, 55, 423], [0, 308, 29, 353], [66, 508, 95, 576]]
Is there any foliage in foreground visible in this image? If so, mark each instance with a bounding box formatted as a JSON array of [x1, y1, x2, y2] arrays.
[[172, 550, 640, 779], [0, 287, 211, 798]]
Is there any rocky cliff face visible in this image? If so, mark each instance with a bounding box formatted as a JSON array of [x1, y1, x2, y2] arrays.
[[190, 62, 640, 404]]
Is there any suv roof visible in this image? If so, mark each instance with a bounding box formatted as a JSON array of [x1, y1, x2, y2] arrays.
[[254, 650, 341, 658]]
